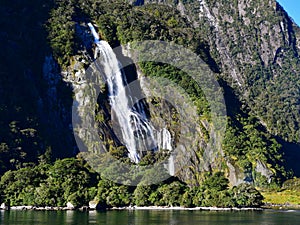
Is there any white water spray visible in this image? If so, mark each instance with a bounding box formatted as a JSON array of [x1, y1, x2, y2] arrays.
[[88, 23, 175, 169], [158, 128, 172, 150], [88, 23, 161, 163]]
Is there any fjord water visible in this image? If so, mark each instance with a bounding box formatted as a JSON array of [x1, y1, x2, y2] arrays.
[[1, 210, 300, 225]]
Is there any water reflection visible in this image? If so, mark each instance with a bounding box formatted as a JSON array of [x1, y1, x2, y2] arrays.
[[65, 211, 74, 224], [0, 209, 300, 225]]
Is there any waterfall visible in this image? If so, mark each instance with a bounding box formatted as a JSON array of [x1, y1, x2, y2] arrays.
[[87, 23, 176, 171], [158, 128, 172, 150], [88, 23, 159, 163], [87, 23, 100, 43], [158, 128, 174, 176]]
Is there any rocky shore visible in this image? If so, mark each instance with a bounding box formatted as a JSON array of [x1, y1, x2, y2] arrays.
[[262, 203, 300, 210], [112, 206, 263, 211], [3, 202, 300, 211], [0, 204, 89, 211], [0, 203, 264, 212]]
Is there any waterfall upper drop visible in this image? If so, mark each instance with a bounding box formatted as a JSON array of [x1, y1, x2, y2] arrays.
[[88, 23, 159, 163], [87, 23, 100, 43]]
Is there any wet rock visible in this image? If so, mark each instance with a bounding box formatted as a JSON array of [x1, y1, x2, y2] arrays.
[[89, 200, 102, 210], [66, 202, 75, 210], [0, 203, 9, 210]]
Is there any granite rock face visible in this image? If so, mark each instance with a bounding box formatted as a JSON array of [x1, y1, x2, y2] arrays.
[[122, 0, 300, 184]]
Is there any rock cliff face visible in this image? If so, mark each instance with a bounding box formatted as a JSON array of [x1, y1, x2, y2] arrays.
[[0, 0, 77, 173], [2, 0, 300, 186], [43, 0, 300, 185], [128, 0, 300, 141], [122, 0, 300, 183], [41, 55, 76, 158]]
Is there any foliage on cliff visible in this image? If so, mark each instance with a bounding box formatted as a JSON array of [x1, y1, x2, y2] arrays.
[[0, 0, 53, 175], [73, 0, 288, 183], [0, 158, 263, 208], [1, 0, 300, 197]]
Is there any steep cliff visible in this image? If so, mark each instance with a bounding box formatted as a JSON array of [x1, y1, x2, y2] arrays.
[[0, 0, 76, 174], [1, 0, 300, 187], [124, 0, 300, 183], [129, 0, 300, 142]]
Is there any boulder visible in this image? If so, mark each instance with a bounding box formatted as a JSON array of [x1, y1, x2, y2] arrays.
[[89, 200, 102, 210], [79, 206, 89, 211], [0, 203, 9, 210], [66, 202, 75, 210]]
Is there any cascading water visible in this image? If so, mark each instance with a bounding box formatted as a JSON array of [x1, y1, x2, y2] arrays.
[[88, 23, 158, 163], [158, 128, 172, 150], [159, 128, 174, 176]]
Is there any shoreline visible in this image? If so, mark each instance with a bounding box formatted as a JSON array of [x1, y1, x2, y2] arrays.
[[1, 205, 264, 212], [113, 206, 264, 211], [2, 204, 300, 212], [262, 203, 300, 210]]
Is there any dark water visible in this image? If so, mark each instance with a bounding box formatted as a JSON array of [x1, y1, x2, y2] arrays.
[[1, 209, 300, 225]]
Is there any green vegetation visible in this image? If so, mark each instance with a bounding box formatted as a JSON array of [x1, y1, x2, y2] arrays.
[[0, 0, 76, 176], [262, 190, 300, 206], [223, 115, 287, 185], [195, 0, 300, 143], [262, 178, 300, 206], [0, 0, 50, 176], [46, 0, 78, 68], [0, 160, 263, 208], [2, 0, 300, 210], [0, 158, 98, 207]]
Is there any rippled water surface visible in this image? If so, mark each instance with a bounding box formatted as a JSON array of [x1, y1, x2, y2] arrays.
[[1, 209, 300, 225]]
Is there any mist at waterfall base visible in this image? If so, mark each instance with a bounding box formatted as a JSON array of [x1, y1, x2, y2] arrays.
[[87, 23, 174, 171]]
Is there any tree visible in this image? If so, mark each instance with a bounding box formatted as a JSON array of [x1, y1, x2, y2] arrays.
[[233, 183, 264, 207], [0, 167, 41, 206], [203, 172, 229, 191], [154, 181, 186, 206], [133, 184, 153, 206], [96, 179, 132, 208]]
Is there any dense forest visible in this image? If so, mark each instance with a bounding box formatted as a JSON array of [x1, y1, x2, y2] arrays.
[[1, 0, 300, 208], [0, 157, 264, 208]]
